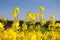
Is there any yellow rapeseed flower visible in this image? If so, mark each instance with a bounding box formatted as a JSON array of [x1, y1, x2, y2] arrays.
[[12, 20, 19, 30], [31, 33, 36, 40], [50, 20, 56, 24], [35, 25, 40, 31], [1, 17, 7, 22], [44, 31, 56, 40], [8, 29, 17, 40], [12, 11, 17, 18], [36, 31, 42, 40], [40, 19, 46, 25], [14, 6, 20, 11], [54, 23, 60, 28], [20, 31, 26, 40], [34, 14, 39, 18], [39, 13, 44, 19], [50, 14, 55, 19], [30, 14, 37, 20], [26, 11, 32, 18], [22, 23, 27, 31], [0, 22, 4, 29], [27, 32, 33, 40], [23, 20, 28, 23], [16, 32, 21, 40], [39, 6, 44, 12], [48, 20, 55, 30]]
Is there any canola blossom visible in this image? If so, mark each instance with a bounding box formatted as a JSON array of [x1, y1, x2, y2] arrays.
[[0, 6, 60, 40], [39, 6, 44, 12]]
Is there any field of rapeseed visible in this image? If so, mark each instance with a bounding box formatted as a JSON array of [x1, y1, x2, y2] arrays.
[[0, 6, 60, 40]]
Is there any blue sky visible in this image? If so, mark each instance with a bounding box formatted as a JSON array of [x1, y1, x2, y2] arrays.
[[0, 0, 60, 21]]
